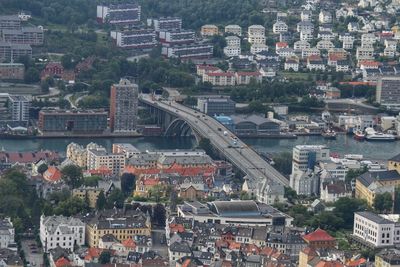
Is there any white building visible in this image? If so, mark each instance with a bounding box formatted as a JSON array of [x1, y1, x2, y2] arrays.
[[361, 33, 377, 45], [248, 25, 266, 44], [301, 47, 320, 58], [353, 211, 400, 248], [343, 40, 354, 50], [86, 145, 126, 175], [284, 59, 299, 71], [300, 31, 314, 41], [8, 95, 30, 122], [319, 11, 333, 24], [0, 218, 15, 249], [224, 46, 241, 57], [250, 43, 268, 54], [225, 35, 240, 47], [292, 145, 330, 174], [273, 21, 288, 34], [294, 40, 311, 51], [297, 21, 314, 33], [225, 24, 242, 36], [316, 40, 335, 50], [356, 47, 374, 60], [40, 215, 85, 252], [290, 170, 320, 196], [301, 10, 313, 21]]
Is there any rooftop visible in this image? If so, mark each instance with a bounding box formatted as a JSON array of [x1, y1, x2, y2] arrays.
[[355, 211, 394, 224]]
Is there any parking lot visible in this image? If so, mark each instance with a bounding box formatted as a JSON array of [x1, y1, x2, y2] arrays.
[[21, 239, 43, 267]]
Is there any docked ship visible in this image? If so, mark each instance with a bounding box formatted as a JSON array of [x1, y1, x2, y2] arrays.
[[353, 130, 366, 141], [365, 127, 396, 141], [321, 129, 337, 139]]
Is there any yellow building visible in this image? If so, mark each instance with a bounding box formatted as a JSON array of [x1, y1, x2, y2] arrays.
[[72, 187, 102, 208], [86, 209, 151, 247], [388, 154, 400, 173], [201, 24, 219, 37], [355, 171, 400, 206], [375, 248, 400, 267]]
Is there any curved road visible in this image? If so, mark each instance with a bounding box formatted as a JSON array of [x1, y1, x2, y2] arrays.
[[140, 94, 289, 189]]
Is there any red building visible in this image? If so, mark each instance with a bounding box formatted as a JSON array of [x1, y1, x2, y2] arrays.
[[302, 228, 337, 249]]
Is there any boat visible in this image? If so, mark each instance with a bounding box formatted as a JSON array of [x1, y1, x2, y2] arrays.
[[344, 154, 364, 160], [365, 127, 396, 141], [353, 130, 366, 141], [321, 129, 337, 139]]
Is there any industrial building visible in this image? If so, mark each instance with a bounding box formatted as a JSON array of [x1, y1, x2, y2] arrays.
[[197, 97, 236, 115], [38, 109, 108, 134], [110, 79, 139, 133]]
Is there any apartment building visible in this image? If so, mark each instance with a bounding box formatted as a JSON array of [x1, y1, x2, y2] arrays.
[[97, 4, 141, 25], [250, 43, 268, 54], [84, 209, 151, 247], [235, 71, 262, 85], [353, 211, 400, 248], [8, 95, 29, 122], [40, 215, 85, 252], [86, 145, 126, 175], [225, 36, 240, 47], [376, 76, 400, 110], [319, 10, 333, 24], [72, 187, 103, 208], [201, 25, 219, 37], [203, 72, 236, 86], [300, 31, 313, 41], [0, 218, 15, 249], [1, 27, 44, 46], [0, 63, 24, 80], [38, 109, 108, 134], [162, 43, 213, 59], [0, 15, 21, 30], [273, 21, 288, 34], [66, 142, 104, 168], [159, 30, 195, 45], [316, 40, 335, 50], [294, 40, 310, 51], [248, 25, 266, 44], [153, 17, 182, 32], [225, 25, 242, 36], [356, 47, 374, 60], [0, 42, 32, 62], [223, 46, 241, 57], [112, 30, 157, 49], [109, 79, 139, 133], [375, 249, 400, 267], [301, 48, 320, 58], [297, 21, 314, 33], [291, 145, 330, 174], [301, 10, 312, 21]]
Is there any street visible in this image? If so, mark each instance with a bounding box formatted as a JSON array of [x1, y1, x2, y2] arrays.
[[21, 239, 43, 267]]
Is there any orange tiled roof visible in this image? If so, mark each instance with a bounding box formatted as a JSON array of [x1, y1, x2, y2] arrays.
[[315, 260, 345, 267], [43, 166, 62, 182], [122, 238, 136, 249], [346, 258, 367, 267], [169, 223, 185, 233], [303, 228, 335, 242], [55, 257, 71, 267], [84, 247, 102, 261]]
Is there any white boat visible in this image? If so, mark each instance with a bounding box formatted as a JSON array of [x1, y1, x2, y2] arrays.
[[365, 127, 396, 141], [344, 154, 363, 160]]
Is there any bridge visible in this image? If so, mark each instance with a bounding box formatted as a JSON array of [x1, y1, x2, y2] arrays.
[[140, 94, 289, 191]]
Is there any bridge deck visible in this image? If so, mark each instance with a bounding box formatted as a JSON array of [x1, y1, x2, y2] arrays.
[[140, 95, 289, 188]]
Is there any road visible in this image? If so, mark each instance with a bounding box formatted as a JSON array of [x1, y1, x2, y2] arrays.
[[325, 98, 378, 110], [140, 94, 289, 189]]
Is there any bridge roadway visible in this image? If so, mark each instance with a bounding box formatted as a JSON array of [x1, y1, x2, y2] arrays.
[[140, 94, 289, 187]]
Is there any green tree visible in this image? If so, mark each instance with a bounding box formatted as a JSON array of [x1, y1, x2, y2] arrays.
[[106, 188, 125, 209], [83, 175, 101, 187], [37, 163, 48, 175], [24, 67, 40, 83], [61, 165, 83, 188], [309, 211, 345, 232], [99, 251, 111, 264], [374, 192, 393, 213], [148, 185, 164, 203], [284, 186, 297, 203], [197, 138, 216, 159], [120, 173, 136, 196], [334, 197, 368, 229], [96, 191, 106, 210], [152, 203, 166, 226], [273, 152, 293, 175]]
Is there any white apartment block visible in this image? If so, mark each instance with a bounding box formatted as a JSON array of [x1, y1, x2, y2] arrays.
[[290, 170, 319, 196], [87, 146, 126, 175], [225, 36, 240, 47], [292, 145, 330, 174], [384, 47, 396, 58], [339, 33, 355, 43], [361, 33, 377, 45], [316, 40, 335, 50], [284, 60, 299, 71], [319, 10, 333, 24], [353, 212, 400, 248], [0, 218, 15, 249], [297, 21, 314, 33], [343, 40, 354, 50], [223, 46, 241, 57], [248, 25, 265, 44], [301, 10, 312, 21], [385, 39, 397, 49], [300, 31, 314, 41], [40, 215, 85, 252], [250, 43, 268, 54], [356, 47, 374, 60], [225, 24, 242, 36], [302, 48, 320, 58], [273, 21, 288, 34], [294, 40, 311, 51]]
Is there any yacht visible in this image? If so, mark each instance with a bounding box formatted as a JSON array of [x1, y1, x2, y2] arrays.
[[365, 127, 396, 141]]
